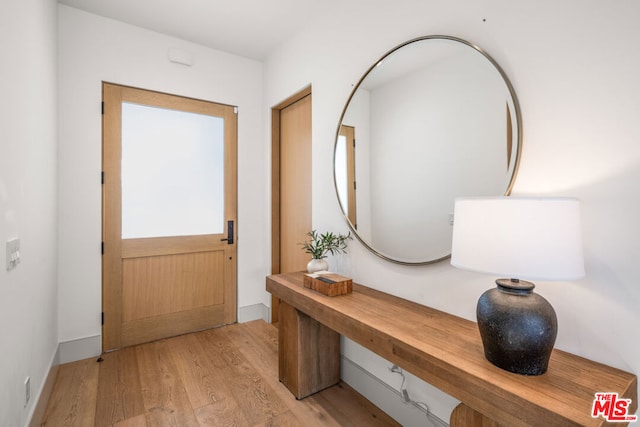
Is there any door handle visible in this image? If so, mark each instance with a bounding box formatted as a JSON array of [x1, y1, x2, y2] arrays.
[[220, 220, 234, 244]]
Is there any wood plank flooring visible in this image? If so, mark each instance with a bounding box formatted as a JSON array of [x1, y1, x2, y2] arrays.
[[41, 320, 400, 427]]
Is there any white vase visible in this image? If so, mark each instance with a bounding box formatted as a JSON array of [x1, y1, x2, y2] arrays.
[[307, 258, 329, 273]]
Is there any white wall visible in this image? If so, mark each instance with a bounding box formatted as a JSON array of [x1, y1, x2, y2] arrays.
[[57, 5, 268, 355], [0, 0, 59, 425], [264, 0, 640, 422]]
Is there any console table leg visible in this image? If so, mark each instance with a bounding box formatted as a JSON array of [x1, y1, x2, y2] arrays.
[[450, 403, 505, 427], [278, 300, 340, 399]]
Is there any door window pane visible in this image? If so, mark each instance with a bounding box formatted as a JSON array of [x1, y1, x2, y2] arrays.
[[121, 102, 224, 238]]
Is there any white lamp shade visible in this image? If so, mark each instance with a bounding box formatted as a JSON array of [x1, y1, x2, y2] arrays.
[[451, 197, 585, 281]]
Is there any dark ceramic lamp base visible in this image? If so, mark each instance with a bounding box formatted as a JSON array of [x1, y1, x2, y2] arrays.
[[476, 278, 558, 376]]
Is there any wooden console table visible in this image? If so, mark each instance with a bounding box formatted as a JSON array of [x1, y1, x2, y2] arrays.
[[266, 272, 637, 427]]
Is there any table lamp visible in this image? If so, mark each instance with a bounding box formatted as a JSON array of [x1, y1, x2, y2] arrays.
[[450, 197, 584, 375]]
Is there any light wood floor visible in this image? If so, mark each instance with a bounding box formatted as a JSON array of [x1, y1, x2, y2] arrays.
[[41, 320, 400, 426]]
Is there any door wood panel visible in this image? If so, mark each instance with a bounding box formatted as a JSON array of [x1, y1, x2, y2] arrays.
[[271, 88, 312, 323], [121, 251, 224, 322], [280, 94, 312, 273]]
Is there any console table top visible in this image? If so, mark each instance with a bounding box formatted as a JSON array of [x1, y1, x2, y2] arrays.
[[267, 271, 637, 427]]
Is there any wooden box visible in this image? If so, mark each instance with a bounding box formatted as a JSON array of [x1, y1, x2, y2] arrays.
[[303, 272, 352, 296]]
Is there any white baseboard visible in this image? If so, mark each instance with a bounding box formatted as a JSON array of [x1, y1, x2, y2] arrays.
[[26, 346, 60, 427], [59, 335, 101, 364], [238, 303, 270, 324], [341, 355, 448, 427]]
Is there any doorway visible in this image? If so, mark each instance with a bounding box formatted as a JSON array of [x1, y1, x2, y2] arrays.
[[102, 83, 238, 351], [271, 87, 312, 322]]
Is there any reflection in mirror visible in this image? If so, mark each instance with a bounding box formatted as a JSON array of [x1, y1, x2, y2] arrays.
[[334, 36, 521, 265], [336, 125, 357, 227]]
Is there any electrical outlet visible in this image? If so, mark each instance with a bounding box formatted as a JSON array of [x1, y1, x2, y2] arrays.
[[24, 376, 30, 407]]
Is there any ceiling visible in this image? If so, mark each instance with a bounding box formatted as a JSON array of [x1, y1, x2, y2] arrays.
[[58, 0, 342, 60]]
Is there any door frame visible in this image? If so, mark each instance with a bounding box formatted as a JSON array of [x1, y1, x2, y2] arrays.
[[271, 86, 312, 323]]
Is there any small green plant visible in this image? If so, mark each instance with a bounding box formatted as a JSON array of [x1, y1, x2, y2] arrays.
[[300, 230, 352, 260]]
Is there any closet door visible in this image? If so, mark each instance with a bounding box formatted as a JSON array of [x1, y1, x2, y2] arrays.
[[271, 88, 312, 322]]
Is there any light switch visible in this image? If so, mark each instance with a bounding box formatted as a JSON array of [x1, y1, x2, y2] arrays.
[[6, 238, 20, 271]]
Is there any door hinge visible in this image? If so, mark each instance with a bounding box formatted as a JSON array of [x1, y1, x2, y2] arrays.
[[101, 312, 104, 325], [101, 171, 104, 184], [353, 138, 356, 148], [101, 101, 104, 115], [233, 106, 238, 114], [101, 242, 104, 255], [354, 181, 357, 190]]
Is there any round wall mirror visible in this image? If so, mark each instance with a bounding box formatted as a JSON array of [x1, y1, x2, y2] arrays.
[[333, 35, 522, 265]]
